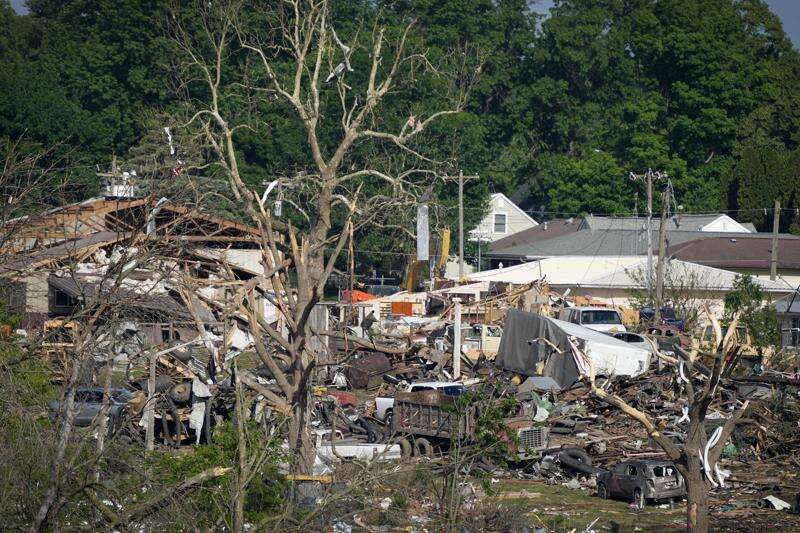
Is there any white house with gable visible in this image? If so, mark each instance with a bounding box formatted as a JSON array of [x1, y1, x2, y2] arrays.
[[689, 214, 753, 233], [470, 193, 538, 243]]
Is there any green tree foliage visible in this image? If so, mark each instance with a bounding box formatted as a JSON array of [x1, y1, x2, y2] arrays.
[[516, 0, 800, 218], [2, 0, 800, 261], [732, 138, 800, 232], [724, 274, 779, 349], [0, 0, 174, 200]]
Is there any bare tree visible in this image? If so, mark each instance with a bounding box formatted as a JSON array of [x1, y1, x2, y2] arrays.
[[627, 260, 716, 331], [576, 314, 749, 533], [170, 0, 475, 473]]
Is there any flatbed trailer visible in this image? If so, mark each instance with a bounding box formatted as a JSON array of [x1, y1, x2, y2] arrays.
[[392, 390, 549, 459]]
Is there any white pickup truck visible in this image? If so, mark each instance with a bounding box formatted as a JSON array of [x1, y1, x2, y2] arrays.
[[374, 381, 466, 426], [282, 429, 403, 476]]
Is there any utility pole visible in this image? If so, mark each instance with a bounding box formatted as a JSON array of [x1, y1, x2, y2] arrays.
[[453, 170, 479, 281], [630, 169, 666, 301], [458, 170, 464, 280], [452, 298, 462, 379], [144, 348, 156, 451], [654, 188, 670, 324], [771, 199, 781, 281]]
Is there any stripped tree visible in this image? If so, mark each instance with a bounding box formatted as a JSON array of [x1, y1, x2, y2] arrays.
[[574, 314, 749, 533], [169, 0, 476, 473]]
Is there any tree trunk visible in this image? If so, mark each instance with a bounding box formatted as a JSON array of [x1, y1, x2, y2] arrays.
[[233, 369, 247, 532], [288, 389, 316, 474], [144, 349, 157, 451], [94, 357, 114, 483], [31, 357, 82, 532], [683, 462, 709, 533]]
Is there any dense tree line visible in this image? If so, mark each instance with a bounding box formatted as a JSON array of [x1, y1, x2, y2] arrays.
[[2, 0, 800, 254]]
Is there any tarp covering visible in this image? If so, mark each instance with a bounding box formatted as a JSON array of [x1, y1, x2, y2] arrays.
[[497, 310, 575, 383], [496, 309, 649, 388], [342, 289, 378, 303]]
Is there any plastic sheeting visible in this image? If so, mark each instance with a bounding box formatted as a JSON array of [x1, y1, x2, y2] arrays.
[[497, 310, 575, 386], [496, 309, 650, 388]]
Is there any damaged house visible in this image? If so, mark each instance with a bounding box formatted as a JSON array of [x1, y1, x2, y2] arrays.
[[0, 181, 277, 353]]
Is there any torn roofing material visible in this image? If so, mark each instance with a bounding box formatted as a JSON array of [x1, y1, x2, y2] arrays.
[[48, 273, 193, 319], [496, 310, 650, 388], [0, 231, 130, 277]]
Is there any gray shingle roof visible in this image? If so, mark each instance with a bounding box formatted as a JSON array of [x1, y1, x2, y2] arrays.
[[489, 228, 800, 260], [581, 214, 756, 233]]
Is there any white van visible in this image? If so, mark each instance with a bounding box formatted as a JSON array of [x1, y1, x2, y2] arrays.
[[559, 306, 626, 334]]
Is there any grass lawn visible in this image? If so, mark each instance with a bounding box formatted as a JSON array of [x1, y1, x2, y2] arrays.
[[488, 479, 687, 532]]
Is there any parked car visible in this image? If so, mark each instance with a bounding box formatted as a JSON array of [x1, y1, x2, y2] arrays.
[[597, 460, 685, 508], [639, 307, 685, 331], [48, 387, 133, 433], [285, 429, 403, 476], [559, 307, 627, 334], [374, 381, 466, 426]]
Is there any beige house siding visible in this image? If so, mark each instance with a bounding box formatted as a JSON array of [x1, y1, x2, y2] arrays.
[[551, 285, 793, 328], [732, 268, 800, 290], [471, 193, 537, 243]]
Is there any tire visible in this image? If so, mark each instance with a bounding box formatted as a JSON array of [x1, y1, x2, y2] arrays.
[[169, 382, 192, 405], [558, 448, 601, 475], [384, 410, 393, 431], [399, 438, 412, 459], [597, 483, 609, 500], [415, 438, 434, 458], [634, 488, 645, 510]]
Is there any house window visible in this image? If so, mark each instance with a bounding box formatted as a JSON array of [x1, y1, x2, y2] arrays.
[[493, 213, 507, 233], [791, 317, 800, 347], [161, 325, 181, 342], [53, 289, 77, 308]]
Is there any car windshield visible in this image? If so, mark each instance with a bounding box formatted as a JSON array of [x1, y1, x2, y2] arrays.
[[441, 386, 466, 396], [661, 308, 677, 319], [581, 310, 622, 325]]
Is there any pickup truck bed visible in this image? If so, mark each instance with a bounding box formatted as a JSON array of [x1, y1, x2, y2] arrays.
[[392, 390, 474, 440]]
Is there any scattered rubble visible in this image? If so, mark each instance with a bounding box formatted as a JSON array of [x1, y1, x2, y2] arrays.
[[5, 207, 800, 529]]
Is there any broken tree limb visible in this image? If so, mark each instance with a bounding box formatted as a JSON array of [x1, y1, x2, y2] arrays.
[[728, 375, 800, 387], [238, 370, 292, 416], [589, 386, 682, 461], [95, 466, 233, 529], [316, 329, 408, 355]]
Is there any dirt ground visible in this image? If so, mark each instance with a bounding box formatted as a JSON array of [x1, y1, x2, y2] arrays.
[[489, 479, 800, 532]]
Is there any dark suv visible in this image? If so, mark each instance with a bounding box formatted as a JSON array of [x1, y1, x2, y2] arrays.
[[49, 387, 132, 433], [597, 460, 685, 508], [639, 307, 685, 331]]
